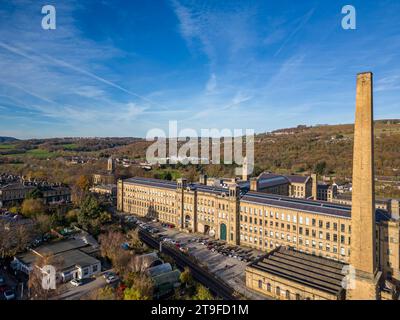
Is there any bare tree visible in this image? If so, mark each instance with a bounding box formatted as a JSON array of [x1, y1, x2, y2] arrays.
[[0, 220, 34, 259], [28, 254, 63, 300]]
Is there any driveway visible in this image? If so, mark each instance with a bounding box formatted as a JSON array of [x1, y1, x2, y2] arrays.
[[53, 270, 113, 300]]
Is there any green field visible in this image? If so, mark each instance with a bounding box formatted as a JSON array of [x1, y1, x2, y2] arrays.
[[26, 149, 58, 159], [61, 143, 79, 150], [0, 144, 16, 149]]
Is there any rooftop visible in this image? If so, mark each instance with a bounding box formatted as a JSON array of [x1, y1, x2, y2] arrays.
[[122, 177, 391, 221], [248, 246, 347, 297], [16, 239, 99, 271], [32, 239, 88, 256], [242, 191, 390, 221]]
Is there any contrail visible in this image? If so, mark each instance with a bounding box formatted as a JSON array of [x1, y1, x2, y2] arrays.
[[274, 8, 316, 57], [0, 41, 169, 110]]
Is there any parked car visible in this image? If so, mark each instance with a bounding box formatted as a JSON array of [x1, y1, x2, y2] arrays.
[[106, 275, 119, 284], [103, 271, 115, 279], [121, 243, 130, 250], [3, 289, 15, 300], [70, 279, 83, 287]]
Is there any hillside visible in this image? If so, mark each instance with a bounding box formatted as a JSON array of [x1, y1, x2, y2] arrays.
[[0, 136, 18, 143], [0, 120, 399, 195]]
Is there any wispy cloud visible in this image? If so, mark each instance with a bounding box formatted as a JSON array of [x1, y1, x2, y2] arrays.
[[205, 73, 217, 93], [274, 8, 315, 57]]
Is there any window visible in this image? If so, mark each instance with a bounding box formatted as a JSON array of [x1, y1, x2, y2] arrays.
[[296, 293, 301, 300], [276, 286, 281, 296], [267, 283, 271, 292], [286, 290, 291, 300], [258, 280, 263, 289]]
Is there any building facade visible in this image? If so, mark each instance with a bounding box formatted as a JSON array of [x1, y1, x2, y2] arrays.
[[249, 172, 314, 199], [0, 183, 71, 208], [117, 176, 399, 285]]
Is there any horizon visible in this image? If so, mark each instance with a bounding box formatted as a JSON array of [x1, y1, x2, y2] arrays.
[[1, 1, 400, 139], [1, 117, 399, 140]]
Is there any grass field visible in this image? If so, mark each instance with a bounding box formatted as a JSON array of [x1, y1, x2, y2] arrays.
[[61, 143, 79, 150], [0, 144, 16, 149], [26, 149, 58, 159]]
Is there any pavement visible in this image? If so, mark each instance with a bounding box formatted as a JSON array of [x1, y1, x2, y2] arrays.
[[53, 270, 114, 300]]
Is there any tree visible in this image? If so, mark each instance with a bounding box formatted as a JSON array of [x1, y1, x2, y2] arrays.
[[34, 214, 52, 235], [99, 231, 132, 276], [21, 198, 45, 217], [123, 274, 154, 300], [314, 161, 327, 176], [88, 286, 117, 300], [28, 254, 63, 300], [76, 175, 91, 191], [179, 267, 192, 287], [66, 209, 78, 224], [127, 229, 144, 252], [26, 188, 44, 199], [193, 285, 213, 300], [123, 287, 149, 300], [0, 220, 34, 258], [77, 195, 106, 233], [72, 175, 92, 205]]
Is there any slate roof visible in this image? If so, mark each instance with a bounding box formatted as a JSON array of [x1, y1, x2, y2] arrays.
[[242, 191, 352, 218], [125, 177, 177, 190], [286, 175, 310, 184], [241, 192, 390, 222], [248, 246, 346, 296]]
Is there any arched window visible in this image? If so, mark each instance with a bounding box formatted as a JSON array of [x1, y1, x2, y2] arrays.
[[296, 293, 301, 300], [267, 283, 271, 292], [258, 280, 263, 289], [285, 290, 291, 300], [276, 286, 281, 296]]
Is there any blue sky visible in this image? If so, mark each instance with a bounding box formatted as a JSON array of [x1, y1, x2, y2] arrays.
[[0, 0, 399, 139]]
